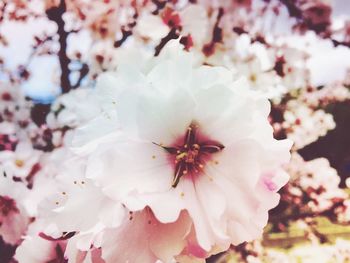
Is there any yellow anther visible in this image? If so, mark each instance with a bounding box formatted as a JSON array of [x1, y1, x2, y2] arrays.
[[176, 152, 187, 160], [15, 159, 24, 167], [250, 74, 257, 82]]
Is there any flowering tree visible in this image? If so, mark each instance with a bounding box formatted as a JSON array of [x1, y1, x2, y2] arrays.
[[0, 0, 350, 262]]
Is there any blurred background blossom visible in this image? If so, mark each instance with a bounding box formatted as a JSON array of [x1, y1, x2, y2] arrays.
[[1, 0, 350, 262]]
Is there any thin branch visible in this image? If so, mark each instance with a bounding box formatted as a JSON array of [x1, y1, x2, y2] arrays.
[[46, 0, 71, 93], [72, 63, 89, 89], [114, 28, 133, 48], [154, 28, 179, 56]]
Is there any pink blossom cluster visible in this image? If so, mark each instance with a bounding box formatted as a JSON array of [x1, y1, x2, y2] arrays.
[[0, 0, 350, 262]]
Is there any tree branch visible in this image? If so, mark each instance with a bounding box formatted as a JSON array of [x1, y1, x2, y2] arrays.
[[154, 28, 179, 56], [46, 0, 71, 93], [72, 63, 89, 89]]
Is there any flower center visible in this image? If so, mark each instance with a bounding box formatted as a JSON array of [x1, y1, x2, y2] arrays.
[[155, 122, 224, 187], [15, 159, 24, 167], [0, 195, 19, 216]]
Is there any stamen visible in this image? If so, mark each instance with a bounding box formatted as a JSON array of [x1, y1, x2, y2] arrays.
[[176, 152, 187, 160], [172, 161, 186, 187], [15, 159, 24, 167], [155, 122, 224, 187], [201, 143, 225, 153]]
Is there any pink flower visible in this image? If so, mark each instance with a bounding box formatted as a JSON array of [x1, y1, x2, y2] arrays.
[[101, 209, 193, 263], [0, 175, 30, 245], [70, 41, 292, 259]]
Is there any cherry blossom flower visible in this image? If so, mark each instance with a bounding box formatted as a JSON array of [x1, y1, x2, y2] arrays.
[[68, 41, 292, 259], [285, 153, 348, 214], [3, 0, 350, 262], [301, 82, 350, 107], [283, 101, 335, 149], [0, 83, 33, 140], [0, 142, 41, 180], [179, 5, 209, 48], [134, 13, 169, 43], [15, 234, 67, 263], [0, 174, 30, 245], [300, 0, 332, 32], [101, 209, 195, 263], [46, 88, 100, 130], [36, 154, 198, 262]]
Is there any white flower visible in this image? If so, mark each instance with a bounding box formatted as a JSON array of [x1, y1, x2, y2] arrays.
[[0, 142, 41, 179], [47, 88, 101, 130], [134, 13, 169, 42], [287, 153, 347, 213], [38, 154, 199, 262], [15, 233, 66, 263], [283, 102, 335, 149], [179, 5, 209, 47], [235, 55, 285, 99], [70, 41, 292, 258], [40, 156, 125, 235]]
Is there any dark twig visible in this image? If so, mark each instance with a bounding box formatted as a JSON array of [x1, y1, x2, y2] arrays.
[[46, 0, 71, 93], [202, 8, 224, 57], [114, 28, 133, 48], [72, 63, 89, 89], [154, 28, 179, 56], [151, 0, 167, 15]]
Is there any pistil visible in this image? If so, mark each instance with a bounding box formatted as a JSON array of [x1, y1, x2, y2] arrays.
[[154, 122, 224, 187]]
